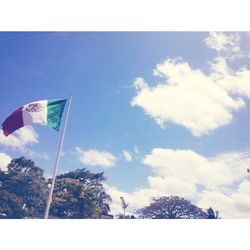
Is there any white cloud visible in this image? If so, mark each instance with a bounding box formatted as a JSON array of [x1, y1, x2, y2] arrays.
[[197, 189, 250, 219], [0, 126, 39, 149], [75, 147, 117, 168], [105, 148, 250, 218], [143, 148, 248, 190], [133, 77, 148, 90], [0, 152, 12, 171], [148, 176, 197, 199], [197, 190, 233, 217], [106, 33, 250, 218], [204, 32, 241, 54], [0, 126, 50, 161], [122, 150, 132, 162], [237, 180, 250, 195], [131, 33, 250, 136]]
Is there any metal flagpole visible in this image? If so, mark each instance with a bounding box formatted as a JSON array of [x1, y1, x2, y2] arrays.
[[44, 96, 72, 219]]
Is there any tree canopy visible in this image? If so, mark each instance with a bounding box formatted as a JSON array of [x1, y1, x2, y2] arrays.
[[207, 207, 219, 219], [0, 157, 111, 219], [0, 157, 47, 218], [0, 190, 25, 219], [137, 196, 209, 219], [49, 169, 111, 218]]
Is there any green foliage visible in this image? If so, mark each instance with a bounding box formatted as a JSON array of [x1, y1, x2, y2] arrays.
[[50, 169, 111, 218], [0, 159, 112, 219], [0, 157, 48, 218], [137, 196, 208, 219], [0, 190, 25, 218], [0, 158, 112, 219]]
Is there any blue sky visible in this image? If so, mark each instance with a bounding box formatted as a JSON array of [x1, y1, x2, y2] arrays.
[[1, 32, 250, 218]]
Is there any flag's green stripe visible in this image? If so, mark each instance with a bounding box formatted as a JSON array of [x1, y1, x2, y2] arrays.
[[47, 99, 67, 131]]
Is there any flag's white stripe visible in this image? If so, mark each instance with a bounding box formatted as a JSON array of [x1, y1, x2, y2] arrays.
[[22, 100, 48, 126]]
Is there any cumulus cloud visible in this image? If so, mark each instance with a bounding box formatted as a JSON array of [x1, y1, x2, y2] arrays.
[[0, 126, 39, 149], [131, 32, 250, 136], [197, 188, 250, 219], [147, 176, 197, 199], [122, 150, 132, 162], [204, 32, 241, 54], [237, 180, 250, 195], [75, 147, 117, 168], [0, 126, 50, 161], [0, 152, 12, 171], [143, 148, 248, 190], [108, 33, 250, 217], [105, 148, 250, 218]]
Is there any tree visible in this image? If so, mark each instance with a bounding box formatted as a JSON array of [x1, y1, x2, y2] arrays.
[[0, 158, 112, 219], [207, 207, 219, 219], [0, 190, 25, 218], [49, 169, 112, 218], [137, 196, 208, 219], [0, 157, 48, 218]]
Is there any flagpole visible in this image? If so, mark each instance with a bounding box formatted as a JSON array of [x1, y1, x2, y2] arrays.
[[44, 96, 72, 219]]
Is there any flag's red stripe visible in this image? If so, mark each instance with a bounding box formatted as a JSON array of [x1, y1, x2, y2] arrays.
[[2, 107, 24, 137]]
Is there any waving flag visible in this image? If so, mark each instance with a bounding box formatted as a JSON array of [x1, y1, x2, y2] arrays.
[[2, 99, 67, 136]]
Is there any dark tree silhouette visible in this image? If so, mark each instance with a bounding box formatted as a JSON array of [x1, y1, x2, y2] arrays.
[[207, 207, 219, 219], [0, 158, 112, 219], [49, 169, 111, 218], [0, 190, 25, 218], [0, 157, 47, 218], [137, 196, 208, 219]]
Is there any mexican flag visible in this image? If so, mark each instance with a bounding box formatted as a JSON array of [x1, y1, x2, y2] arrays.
[[2, 99, 67, 136]]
